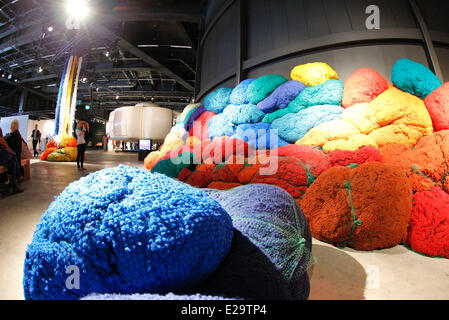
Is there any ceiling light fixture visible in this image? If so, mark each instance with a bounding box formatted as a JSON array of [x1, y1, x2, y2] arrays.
[[170, 45, 192, 49], [66, 0, 89, 19], [48, 26, 54, 32], [38, 67, 43, 73]]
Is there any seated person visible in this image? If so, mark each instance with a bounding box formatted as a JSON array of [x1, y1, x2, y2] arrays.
[[0, 127, 23, 194]]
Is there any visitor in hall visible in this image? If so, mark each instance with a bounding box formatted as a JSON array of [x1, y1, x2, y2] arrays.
[[31, 124, 41, 158], [0, 127, 24, 195], [75, 121, 87, 170], [4, 119, 23, 178]]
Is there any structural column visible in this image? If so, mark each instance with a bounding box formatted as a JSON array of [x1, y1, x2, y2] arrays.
[[18, 88, 27, 114], [236, 0, 248, 85], [409, 0, 444, 81]]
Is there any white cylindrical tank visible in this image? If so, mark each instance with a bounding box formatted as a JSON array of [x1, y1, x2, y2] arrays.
[[108, 103, 173, 140], [137, 103, 173, 140]]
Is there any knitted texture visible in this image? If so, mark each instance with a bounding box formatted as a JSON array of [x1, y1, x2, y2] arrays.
[[271, 105, 344, 143], [230, 79, 256, 105], [198, 229, 294, 300], [190, 111, 216, 141], [257, 81, 306, 113], [184, 106, 205, 132], [342, 68, 389, 108], [290, 62, 338, 87], [424, 82, 449, 131], [178, 103, 200, 123], [204, 88, 233, 113], [262, 103, 308, 124], [342, 87, 434, 147], [407, 187, 449, 259], [151, 152, 198, 178], [205, 185, 312, 300], [222, 104, 265, 125], [288, 79, 343, 108], [301, 162, 413, 250], [23, 165, 233, 299], [392, 58, 442, 99], [40, 147, 57, 161], [47, 147, 77, 162], [82, 292, 238, 300], [208, 113, 236, 139], [247, 75, 288, 105], [234, 123, 289, 150]]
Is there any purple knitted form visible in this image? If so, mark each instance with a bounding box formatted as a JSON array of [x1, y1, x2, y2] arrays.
[[257, 81, 306, 113], [184, 106, 206, 132]]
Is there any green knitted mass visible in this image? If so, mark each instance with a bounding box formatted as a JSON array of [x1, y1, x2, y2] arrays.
[[247, 74, 288, 105], [262, 103, 308, 124]]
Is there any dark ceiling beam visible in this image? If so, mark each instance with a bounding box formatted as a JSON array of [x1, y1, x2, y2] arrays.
[[0, 77, 54, 101], [19, 73, 58, 83], [90, 23, 194, 91], [175, 22, 197, 52]]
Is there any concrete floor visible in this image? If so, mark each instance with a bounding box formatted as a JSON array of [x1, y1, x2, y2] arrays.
[[0, 150, 448, 300]]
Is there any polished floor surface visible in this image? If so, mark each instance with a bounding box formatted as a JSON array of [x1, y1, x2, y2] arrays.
[[0, 150, 448, 300]]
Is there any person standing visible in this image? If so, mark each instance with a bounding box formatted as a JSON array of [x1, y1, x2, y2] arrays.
[[4, 119, 23, 177], [75, 121, 87, 170], [31, 124, 41, 157]]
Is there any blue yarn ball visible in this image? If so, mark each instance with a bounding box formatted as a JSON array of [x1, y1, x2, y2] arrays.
[[229, 79, 256, 105], [257, 80, 306, 113], [23, 165, 233, 300], [392, 58, 442, 99], [271, 104, 344, 143], [204, 88, 233, 114], [208, 113, 237, 139], [222, 104, 265, 125], [234, 123, 289, 150], [289, 79, 343, 108]]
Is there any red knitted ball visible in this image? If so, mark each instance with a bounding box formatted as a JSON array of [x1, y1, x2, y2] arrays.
[[424, 82, 449, 131], [342, 68, 389, 109], [408, 187, 449, 258]]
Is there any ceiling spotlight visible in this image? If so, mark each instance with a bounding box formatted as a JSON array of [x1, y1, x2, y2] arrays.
[[116, 95, 119, 100], [14, 79, 18, 82], [105, 51, 110, 57], [151, 97, 155, 101], [81, 77, 87, 83], [66, 0, 89, 19], [47, 26, 53, 32], [38, 67, 43, 73]]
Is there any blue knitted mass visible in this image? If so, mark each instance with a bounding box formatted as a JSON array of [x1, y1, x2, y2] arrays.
[[204, 88, 233, 114], [23, 165, 233, 300], [229, 79, 256, 105], [392, 58, 442, 99]]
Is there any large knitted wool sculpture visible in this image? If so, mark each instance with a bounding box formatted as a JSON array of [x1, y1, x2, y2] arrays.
[[328, 146, 382, 167], [342, 68, 389, 108], [288, 79, 343, 107], [407, 187, 449, 259], [345, 87, 434, 147], [190, 111, 216, 141], [47, 147, 77, 162], [261, 102, 307, 124], [178, 103, 200, 123], [392, 59, 442, 99], [247, 75, 287, 104], [151, 152, 198, 178], [198, 229, 295, 300], [290, 62, 338, 87], [23, 166, 234, 300], [380, 130, 449, 192], [208, 113, 236, 139], [424, 82, 449, 131], [205, 185, 312, 300], [222, 104, 265, 125], [257, 80, 306, 113], [296, 117, 379, 152], [229, 79, 255, 105], [234, 123, 289, 150], [301, 162, 413, 250], [184, 105, 205, 132], [271, 104, 344, 143], [204, 88, 233, 113]]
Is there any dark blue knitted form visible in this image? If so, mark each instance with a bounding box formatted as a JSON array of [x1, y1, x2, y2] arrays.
[[23, 165, 233, 300]]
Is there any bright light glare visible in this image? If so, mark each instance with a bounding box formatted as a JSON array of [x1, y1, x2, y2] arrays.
[[66, 0, 89, 19]]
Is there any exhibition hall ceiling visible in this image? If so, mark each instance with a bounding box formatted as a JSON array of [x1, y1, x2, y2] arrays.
[[0, 0, 207, 119]]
